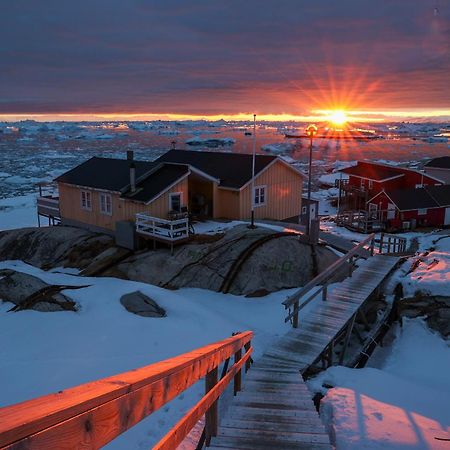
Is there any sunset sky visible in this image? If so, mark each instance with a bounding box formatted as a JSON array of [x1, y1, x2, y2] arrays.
[[1, 0, 449, 122]]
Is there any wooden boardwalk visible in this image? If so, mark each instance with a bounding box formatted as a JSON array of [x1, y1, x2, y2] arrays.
[[210, 254, 399, 449]]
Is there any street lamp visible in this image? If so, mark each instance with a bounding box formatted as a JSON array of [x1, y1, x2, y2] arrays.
[[305, 124, 318, 240]]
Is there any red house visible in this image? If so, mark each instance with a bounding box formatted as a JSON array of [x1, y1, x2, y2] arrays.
[[336, 161, 445, 232], [367, 185, 450, 230]]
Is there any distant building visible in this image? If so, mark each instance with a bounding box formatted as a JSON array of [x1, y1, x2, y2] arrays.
[[368, 185, 450, 229], [336, 161, 447, 232], [424, 156, 450, 184], [37, 149, 304, 247]]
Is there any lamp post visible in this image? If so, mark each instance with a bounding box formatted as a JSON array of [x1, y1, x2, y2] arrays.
[[305, 124, 318, 240]]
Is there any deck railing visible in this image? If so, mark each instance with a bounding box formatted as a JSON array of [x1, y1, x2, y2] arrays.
[[36, 196, 60, 216], [378, 232, 408, 254], [336, 210, 386, 233], [0, 331, 253, 450], [136, 213, 189, 242], [283, 233, 376, 328]]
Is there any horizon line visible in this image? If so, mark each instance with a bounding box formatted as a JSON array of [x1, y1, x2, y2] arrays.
[[1, 109, 450, 123]]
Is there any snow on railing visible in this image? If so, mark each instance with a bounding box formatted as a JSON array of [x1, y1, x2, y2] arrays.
[[135, 213, 189, 242]]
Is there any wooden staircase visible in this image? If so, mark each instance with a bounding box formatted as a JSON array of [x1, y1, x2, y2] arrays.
[[209, 362, 332, 450]]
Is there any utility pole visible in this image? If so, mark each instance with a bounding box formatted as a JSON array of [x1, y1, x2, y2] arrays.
[[249, 114, 257, 228]]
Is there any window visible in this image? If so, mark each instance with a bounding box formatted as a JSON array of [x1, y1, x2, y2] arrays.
[[415, 184, 423, 188], [169, 193, 182, 212], [253, 186, 266, 207], [368, 180, 373, 189], [418, 208, 427, 215], [81, 191, 92, 211], [100, 193, 112, 215], [302, 206, 307, 214]]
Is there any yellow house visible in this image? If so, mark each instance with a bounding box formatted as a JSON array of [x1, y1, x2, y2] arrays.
[[40, 149, 304, 246]]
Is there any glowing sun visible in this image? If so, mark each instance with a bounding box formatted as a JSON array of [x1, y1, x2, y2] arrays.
[[329, 110, 348, 126]]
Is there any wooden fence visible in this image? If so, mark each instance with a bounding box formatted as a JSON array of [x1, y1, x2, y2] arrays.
[[136, 213, 189, 242], [0, 331, 253, 450]]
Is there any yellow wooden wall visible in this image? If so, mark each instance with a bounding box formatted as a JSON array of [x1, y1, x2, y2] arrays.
[[239, 161, 302, 220], [213, 186, 240, 219], [58, 178, 188, 231]]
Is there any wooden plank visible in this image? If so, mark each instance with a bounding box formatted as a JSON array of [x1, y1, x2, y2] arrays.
[[227, 406, 321, 419], [209, 437, 333, 450], [0, 332, 253, 449], [220, 418, 324, 433], [218, 427, 330, 444]]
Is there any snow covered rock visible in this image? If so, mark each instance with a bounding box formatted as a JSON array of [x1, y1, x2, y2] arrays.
[[0, 227, 114, 270], [106, 225, 340, 296], [120, 291, 166, 318], [0, 270, 78, 312]]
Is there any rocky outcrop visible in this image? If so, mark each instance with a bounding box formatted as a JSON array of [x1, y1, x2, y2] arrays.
[[0, 226, 115, 270], [0, 270, 80, 312], [397, 292, 450, 338], [120, 291, 166, 317], [105, 225, 340, 296], [0, 225, 341, 297]]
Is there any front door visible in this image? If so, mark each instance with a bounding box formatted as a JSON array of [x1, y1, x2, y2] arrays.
[[387, 203, 396, 219], [445, 207, 450, 225], [368, 203, 378, 218]]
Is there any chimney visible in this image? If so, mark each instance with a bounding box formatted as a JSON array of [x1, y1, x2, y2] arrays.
[[127, 151, 136, 193]]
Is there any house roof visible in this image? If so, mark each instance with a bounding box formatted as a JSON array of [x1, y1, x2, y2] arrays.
[[370, 184, 450, 211], [156, 149, 278, 189], [339, 161, 403, 182], [424, 156, 450, 169], [56, 156, 190, 203], [425, 184, 450, 207], [56, 157, 156, 192], [124, 164, 189, 203]]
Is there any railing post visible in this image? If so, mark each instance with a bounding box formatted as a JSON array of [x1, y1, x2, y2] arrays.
[[293, 300, 299, 328], [234, 348, 242, 395], [244, 341, 251, 372], [370, 236, 375, 256], [322, 284, 328, 301], [379, 232, 384, 254], [387, 236, 391, 254], [205, 367, 219, 445]]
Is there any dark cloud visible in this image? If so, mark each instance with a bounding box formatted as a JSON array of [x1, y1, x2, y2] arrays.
[[0, 0, 449, 115]]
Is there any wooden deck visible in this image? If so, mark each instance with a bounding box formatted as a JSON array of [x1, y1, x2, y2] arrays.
[[210, 254, 400, 449]]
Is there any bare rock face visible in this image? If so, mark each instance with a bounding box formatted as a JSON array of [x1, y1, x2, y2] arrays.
[[0, 270, 79, 312], [397, 293, 450, 338], [120, 291, 166, 317], [0, 226, 114, 270], [106, 225, 341, 296]]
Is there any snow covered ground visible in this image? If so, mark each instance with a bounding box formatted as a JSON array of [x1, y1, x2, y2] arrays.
[[309, 319, 450, 449], [392, 234, 450, 298], [0, 259, 294, 448], [0, 194, 38, 231]]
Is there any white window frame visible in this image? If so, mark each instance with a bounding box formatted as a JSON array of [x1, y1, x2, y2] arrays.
[[100, 192, 112, 216], [418, 208, 427, 215], [253, 185, 266, 207], [169, 192, 182, 212], [81, 190, 92, 211]]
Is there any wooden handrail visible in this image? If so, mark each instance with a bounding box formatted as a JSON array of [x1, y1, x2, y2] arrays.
[[0, 331, 253, 450], [283, 234, 376, 327]]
